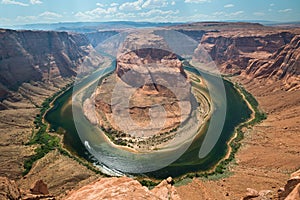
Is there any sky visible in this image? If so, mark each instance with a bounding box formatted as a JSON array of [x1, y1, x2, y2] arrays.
[[0, 0, 300, 26]]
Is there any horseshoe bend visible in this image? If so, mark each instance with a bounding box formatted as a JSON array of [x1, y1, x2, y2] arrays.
[[0, 20, 299, 200], [83, 38, 211, 152]]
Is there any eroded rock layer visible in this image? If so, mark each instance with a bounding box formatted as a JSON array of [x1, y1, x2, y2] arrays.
[[83, 31, 210, 152]]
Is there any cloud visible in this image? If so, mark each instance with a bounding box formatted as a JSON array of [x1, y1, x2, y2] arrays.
[[16, 12, 61, 24], [110, 2, 119, 7], [270, 3, 275, 7], [115, 12, 136, 19], [1, 0, 28, 6], [253, 12, 265, 16], [75, 6, 118, 20], [213, 10, 244, 17], [184, 0, 210, 3], [16, 15, 36, 22], [229, 11, 244, 16], [278, 8, 292, 13], [171, 1, 175, 5], [39, 11, 62, 19], [142, 0, 168, 9], [96, 3, 105, 7], [139, 9, 179, 17], [224, 4, 234, 8], [119, 0, 143, 11], [30, 0, 42, 4]]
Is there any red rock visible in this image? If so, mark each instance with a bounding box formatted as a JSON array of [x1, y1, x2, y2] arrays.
[[0, 176, 21, 200], [30, 180, 49, 195]]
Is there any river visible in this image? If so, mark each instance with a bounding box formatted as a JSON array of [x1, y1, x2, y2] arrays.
[[45, 61, 252, 179]]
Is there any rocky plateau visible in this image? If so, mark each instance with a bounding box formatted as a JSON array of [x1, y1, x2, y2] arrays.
[[0, 22, 299, 199]]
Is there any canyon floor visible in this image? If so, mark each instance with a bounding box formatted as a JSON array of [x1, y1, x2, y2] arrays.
[[0, 23, 299, 200], [1, 66, 298, 200], [176, 77, 300, 199]]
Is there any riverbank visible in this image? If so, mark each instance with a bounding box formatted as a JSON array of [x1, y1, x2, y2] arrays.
[[83, 70, 212, 153], [137, 78, 265, 186], [42, 63, 255, 181]]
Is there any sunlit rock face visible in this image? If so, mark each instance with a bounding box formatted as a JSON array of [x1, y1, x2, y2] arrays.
[[83, 31, 201, 151], [64, 177, 181, 200], [96, 47, 191, 137], [0, 29, 103, 100]]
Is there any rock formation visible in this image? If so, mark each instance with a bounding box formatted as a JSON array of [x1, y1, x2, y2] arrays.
[[30, 180, 49, 195], [0, 29, 103, 197], [64, 176, 181, 200], [278, 169, 300, 199], [0, 176, 21, 200], [83, 30, 207, 151], [0, 22, 299, 200], [245, 35, 300, 91], [197, 28, 300, 90], [0, 29, 102, 100]]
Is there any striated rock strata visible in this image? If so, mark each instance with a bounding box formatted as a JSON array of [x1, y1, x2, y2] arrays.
[[83, 31, 209, 152]]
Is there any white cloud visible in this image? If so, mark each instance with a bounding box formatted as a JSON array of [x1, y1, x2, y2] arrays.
[[110, 2, 119, 7], [39, 11, 62, 19], [75, 6, 118, 20], [119, 0, 143, 11], [213, 11, 224, 16], [224, 4, 234, 8], [30, 0, 42, 4], [229, 11, 244, 16], [270, 3, 275, 7], [184, 0, 210, 3], [74, 12, 93, 20], [253, 12, 265, 16], [279, 8, 292, 13], [96, 3, 105, 7], [171, 1, 175, 5], [139, 9, 179, 17], [115, 12, 136, 19], [16, 15, 36, 22], [15, 12, 62, 24], [1, 0, 28, 6], [212, 10, 244, 17], [142, 0, 168, 9]]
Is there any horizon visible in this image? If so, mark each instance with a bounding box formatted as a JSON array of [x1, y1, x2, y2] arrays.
[[2, 20, 300, 30], [1, 0, 299, 27]]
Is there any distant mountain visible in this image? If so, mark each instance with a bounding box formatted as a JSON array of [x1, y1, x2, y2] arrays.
[[8, 21, 185, 33]]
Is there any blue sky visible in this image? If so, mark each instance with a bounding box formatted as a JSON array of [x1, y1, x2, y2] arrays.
[[0, 0, 299, 26]]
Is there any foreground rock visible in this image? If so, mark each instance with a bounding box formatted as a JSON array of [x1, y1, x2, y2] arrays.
[[30, 180, 49, 195], [0, 177, 21, 200], [64, 177, 181, 200], [278, 169, 300, 199]]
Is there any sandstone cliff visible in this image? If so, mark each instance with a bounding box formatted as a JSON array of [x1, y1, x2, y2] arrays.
[[197, 28, 300, 90], [64, 177, 180, 200], [0, 29, 103, 196], [0, 29, 86, 90], [245, 35, 300, 90], [85, 30, 119, 47], [0, 29, 104, 108], [0, 23, 300, 200]]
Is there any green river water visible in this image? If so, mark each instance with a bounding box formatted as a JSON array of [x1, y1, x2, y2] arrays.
[[45, 62, 252, 179]]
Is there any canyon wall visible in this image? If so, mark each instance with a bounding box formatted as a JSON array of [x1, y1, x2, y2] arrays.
[[0, 23, 299, 199], [0, 29, 103, 196], [0, 29, 89, 91], [196, 27, 300, 90]]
